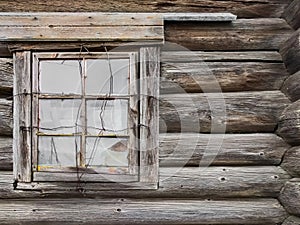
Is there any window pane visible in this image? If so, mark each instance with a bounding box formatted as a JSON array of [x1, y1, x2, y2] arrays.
[[87, 100, 128, 135], [38, 136, 79, 167], [86, 137, 128, 167], [39, 99, 82, 134], [40, 60, 82, 94], [86, 59, 129, 95]]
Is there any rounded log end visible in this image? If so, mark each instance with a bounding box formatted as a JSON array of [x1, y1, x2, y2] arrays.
[[282, 71, 300, 102], [277, 100, 300, 145], [281, 147, 300, 177], [282, 216, 300, 225], [279, 181, 300, 217]]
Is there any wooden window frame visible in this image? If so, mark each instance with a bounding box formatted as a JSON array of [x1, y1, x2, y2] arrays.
[[13, 46, 160, 191]]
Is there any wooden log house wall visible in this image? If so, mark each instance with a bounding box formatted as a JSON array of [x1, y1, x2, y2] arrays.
[[0, 0, 299, 224]]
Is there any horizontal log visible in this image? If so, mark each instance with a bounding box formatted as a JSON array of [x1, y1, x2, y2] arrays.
[[281, 147, 300, 177], [0, 166, 291, 198], [0, 198, 287, 225], [0, 133, 289, 171], [161, 51, 283, 62], [280, 29, 300, 75], [0, 99, 12, 136], [0, 53, 288, 94], [160, 91, 290, 133], [161, 62, 288, 93], [0, 0, 290, 18], [160, 133, 289, 166], [282, 216, 300, 225], [279, 181, 300, 217], [277, 100, 300, 145], [283, 0, 300, 30], [165, 19, 293, 51], [0, 58, 12, 97], [281, 71, 300, 102], [0, 91, 290, 134]]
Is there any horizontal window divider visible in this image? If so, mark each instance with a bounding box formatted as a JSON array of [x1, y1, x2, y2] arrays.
[[36, 132, 129, 138], [37, 94, 131, 100]]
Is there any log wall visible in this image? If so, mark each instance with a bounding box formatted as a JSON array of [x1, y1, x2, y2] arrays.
[[0, 2, 296, 224], [279, 2, 300, 223]]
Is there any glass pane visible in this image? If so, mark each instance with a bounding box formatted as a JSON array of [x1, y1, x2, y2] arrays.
[[40, 60, 82, 94], [86, 137, 128, 167], [38, 136, 79, 168], [39, 99, 82, 134], [87, 100, 128, 135], [86, 59, 129, 95]]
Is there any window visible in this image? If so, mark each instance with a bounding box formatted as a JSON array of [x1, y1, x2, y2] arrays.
[[13, 47, 160, 190]]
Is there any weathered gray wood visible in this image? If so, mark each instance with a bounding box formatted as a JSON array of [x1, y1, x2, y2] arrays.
[[0, 52, 288, 94], [0, 91, 290, 135], [0, 133, 290, 170], [277, 100, 300, 145], [281, 147, 300, 177], [280, 29, 300, 75], [0, 58, 12, 97], [0, 13, 163, 26], [0, 0, 290, 18], [281, 71, 300, 102], [161, 62, 288, 93], [13, 167, 292, 197], [0, 198, 288, 225], [159, 133, 289, 167], [282, 216, 300, 225], [0, 99, 12, 136], [0, 166, 291, 198], [13, 51, 31, 183], [279, 181, 300, 217], [0, 198, 287, 225], [0, 13, 163, 43], [283, 0, 300, 30], [163, 13, 236, 21], [165, 19, 293, 51], [160, 91, 290, 133], [140, 47, 160, 185], [161, 51, 283, 62], [0, 27, 163, 42]]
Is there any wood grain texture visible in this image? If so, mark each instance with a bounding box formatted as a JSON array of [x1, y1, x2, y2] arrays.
[[0, 13, 164, 43], [159, 133, 289, 167], [0, 166, 291, 198], [0, 99, 12, 136], [283, 0, 300, 30], [165, 19, 293, 51], [140, 47, 160, 185], [280, 29, 300, 75], [160, 91, 290, 133], [281, 147, 300, 177], [279, 181, 300, 217], [0, 58, 12, 97], [0, 198, 287, 225], [161, 51, 283, 62], [0, 133, 290, 170], [0, 51, 288, 95], [0, 0, 291, 18], [277, 100, 300, 145], [282, 216, 300, 225], [13, 51, 31, 183], [281, 71, 300, 102], [161, 62, 288, 93]]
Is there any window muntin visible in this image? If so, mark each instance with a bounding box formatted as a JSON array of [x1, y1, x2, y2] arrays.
[[32, 52, 138, 181]]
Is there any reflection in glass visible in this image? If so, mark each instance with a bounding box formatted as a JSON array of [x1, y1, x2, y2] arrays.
[[38, 136, 78, 167], [86, 59, 129, 95], [87, 100, 128, 135], [39, 99, 82, 134], [40, 60, 82, 94], [86, 138, 128, 167]]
